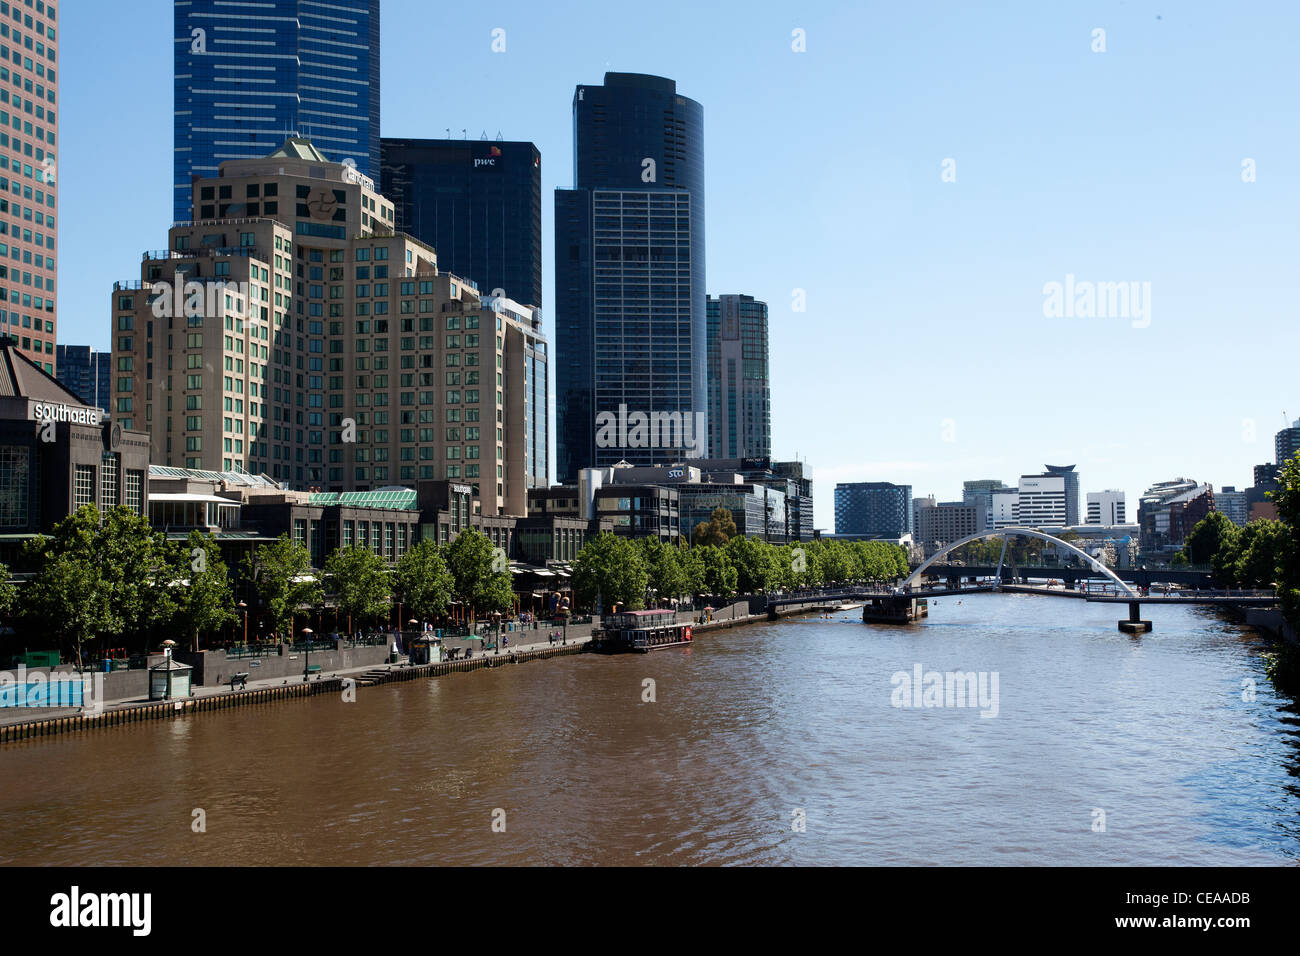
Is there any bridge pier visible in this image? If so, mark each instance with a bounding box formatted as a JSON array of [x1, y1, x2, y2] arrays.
[[1118, 600, 1152, 634]]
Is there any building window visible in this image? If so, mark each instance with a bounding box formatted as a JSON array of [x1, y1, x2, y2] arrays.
[[73, 463, 94, 510], [100, 453, 118, 508], [124, 469, 144, 515], [0, 444, 30, 527]]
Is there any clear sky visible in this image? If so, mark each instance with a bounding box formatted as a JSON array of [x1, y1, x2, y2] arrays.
[[59, 1, 1299, 526]]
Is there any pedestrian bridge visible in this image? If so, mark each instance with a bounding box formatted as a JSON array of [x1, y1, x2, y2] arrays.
[[905, 527, 1139, 595], [764, 528, 1278, 633]]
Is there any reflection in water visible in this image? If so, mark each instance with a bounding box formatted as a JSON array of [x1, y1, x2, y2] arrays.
[[0, 594, 1296, 865]]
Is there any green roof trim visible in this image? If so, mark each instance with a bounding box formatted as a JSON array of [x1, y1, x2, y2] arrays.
[[307, 490, 418, 510]]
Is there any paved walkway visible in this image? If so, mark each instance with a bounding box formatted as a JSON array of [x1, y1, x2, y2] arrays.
[[0, 632, 594, 727]]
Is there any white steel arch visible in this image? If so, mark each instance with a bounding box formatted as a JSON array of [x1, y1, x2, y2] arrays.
[[904, 527, 1137, 597]]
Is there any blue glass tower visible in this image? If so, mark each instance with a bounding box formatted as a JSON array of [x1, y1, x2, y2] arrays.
[[173, 0, 381, 223], [555, 73, 706, 482]]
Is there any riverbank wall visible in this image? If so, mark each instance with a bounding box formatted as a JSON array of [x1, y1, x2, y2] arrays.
[[0, 596, 855, 746]]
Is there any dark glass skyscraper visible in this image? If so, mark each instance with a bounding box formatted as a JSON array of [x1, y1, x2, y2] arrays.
[[834, 482, 913, 537], [173, 0, 381, 222], [555, 73, 706, 481], [380, 138, 542, 307], [54, 345, 111, 414]]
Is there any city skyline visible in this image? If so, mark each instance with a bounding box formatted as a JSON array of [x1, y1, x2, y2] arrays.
[[54, 0, 1300, 523]]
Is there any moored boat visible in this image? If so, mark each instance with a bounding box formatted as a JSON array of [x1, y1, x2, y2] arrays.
[[590, 608, 694, 653]]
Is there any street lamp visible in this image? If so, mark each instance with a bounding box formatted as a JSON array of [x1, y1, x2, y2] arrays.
[[492, 611, 502, 655], [301, 627, 313, 682], [238, 600, 248, 645]]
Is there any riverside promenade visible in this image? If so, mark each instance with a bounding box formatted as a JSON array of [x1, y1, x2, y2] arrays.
[[0, 594, 853, 744]]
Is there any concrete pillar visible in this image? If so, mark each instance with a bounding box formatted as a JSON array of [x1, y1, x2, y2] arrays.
[[1118, 600, 1152, 633]]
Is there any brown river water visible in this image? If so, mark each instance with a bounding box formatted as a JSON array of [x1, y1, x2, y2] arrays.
[[1, 594, 1297, 865]]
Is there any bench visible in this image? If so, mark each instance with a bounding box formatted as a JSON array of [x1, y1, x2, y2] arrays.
[[306, 664, 322, 675], [229, 672, 249, 690]]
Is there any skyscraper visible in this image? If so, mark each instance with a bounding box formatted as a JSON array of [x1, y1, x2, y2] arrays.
[[834, 482, 912, 537], [1044, 464, 1080, 525], [706, 294, 770, 460], [555, 73, 706, 481], [0, 0, 58, 373], [112, 141, 542, 515], [173, 0, 381, 223], [380, 138, 543, 309], [55, 344, 111, 413], [1276, 418, 1300, 469]]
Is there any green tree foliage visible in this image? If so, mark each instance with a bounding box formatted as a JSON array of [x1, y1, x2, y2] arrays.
[[0, 560, 14, 619], [444, 527, 513, 621], [570, 531, 909, 611], [692, 507, 738, 547], [573, 532, 647, 611], [325, 545, 392, 628], [18, 506, 177, 667], [696, 545, 738, 598], [638, 537, 689, 605], [1183, 511, 1239, 569], [171, 530, 235, 650], [1266, 456, 1300, 632], [246, 534, 322, 638], [97, 506, 178, 641], [725, 535, 783, 593], [18, 508, 115, 669], [394, 538, 454, 623]]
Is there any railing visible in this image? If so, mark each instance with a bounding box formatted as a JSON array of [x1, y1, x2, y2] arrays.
[[223, 644, 281, 659], [144, 247, 259, 261]]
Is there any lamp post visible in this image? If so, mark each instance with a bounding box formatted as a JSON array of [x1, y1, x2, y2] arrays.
[[238, 600, 248, 645], [301, 627, 313, 682], [492, 611, 502, 656]]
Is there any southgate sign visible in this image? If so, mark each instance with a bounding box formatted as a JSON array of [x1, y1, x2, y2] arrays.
[[30, 401, 102, 427]]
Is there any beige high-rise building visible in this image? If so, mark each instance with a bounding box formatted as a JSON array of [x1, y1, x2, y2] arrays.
[[110, 139, 546, 517], [0, 0, 58, 373]]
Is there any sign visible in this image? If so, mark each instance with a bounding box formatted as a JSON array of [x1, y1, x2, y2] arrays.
[[30, 401, 101, 427]]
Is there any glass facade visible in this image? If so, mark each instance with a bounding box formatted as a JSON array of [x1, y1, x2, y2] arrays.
[[556, 73, 706, 481], [381, 138, 542, 307], [173, 0, 381, 222], [834, 482, 912, 537], [55, 344, 110, 412], [706, 295, 770, 460], [0, 0, 58, 373]]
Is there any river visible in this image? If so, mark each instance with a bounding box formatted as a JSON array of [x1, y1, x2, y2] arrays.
[[1, 593, 1297, 865]]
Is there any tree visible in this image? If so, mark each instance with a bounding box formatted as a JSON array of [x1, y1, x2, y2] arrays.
[[573, 532, 647, 611], [325, 545, 392, 630], [96, 506, 178, 644], [394, 538, 454, 624], [696, 545, 738, 599], [171, 531, 235, 650], [18, 507, 117, 670], [245, 535, 322, 638], [638, 537, 689, 606], [1231, 520, 1288, 589], [693, 507, 738, 547], [444, 527, 513, 622], [726, 535, 782, 593], [0, 559, 14, 620], [1183, 512, 1239, 571]]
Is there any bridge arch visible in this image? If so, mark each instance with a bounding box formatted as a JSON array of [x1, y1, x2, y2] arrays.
[[904, 527, 1137, 597]]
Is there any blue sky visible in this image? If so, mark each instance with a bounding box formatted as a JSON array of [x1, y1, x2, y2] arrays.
[[59, 1, 1299, 525]]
